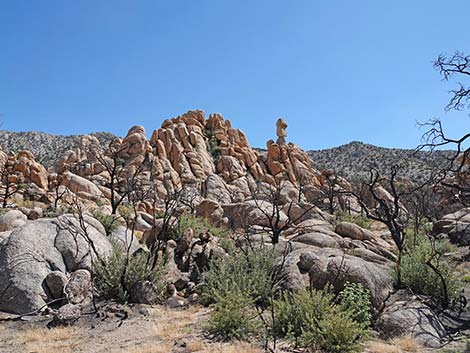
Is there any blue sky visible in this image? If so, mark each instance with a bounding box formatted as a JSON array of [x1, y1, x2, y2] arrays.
[[1, 1, 469, 150]]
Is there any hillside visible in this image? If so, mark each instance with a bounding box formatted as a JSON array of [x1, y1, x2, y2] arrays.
[[0, 131, 455, 183], [0, 130, 116, 168], [308, 141, 454, 182]]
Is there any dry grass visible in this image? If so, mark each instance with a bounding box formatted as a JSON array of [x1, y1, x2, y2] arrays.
[[128, 342, 174, 353], [20, 326, 81, 353], [153, 309, 196, 340], [364, 336, 420, 353], [204, 341, 262, 353], [392, 336, 419, 352], [365, 341, 400, 353]]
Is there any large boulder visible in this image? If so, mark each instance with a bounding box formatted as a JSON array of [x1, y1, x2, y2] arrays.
[[279, 246, 393, 309], [0, 216, 112, 314], [376, 291, 447, 348], [0, 210, 27, 232], [14, 150, 49, 189], [196, 199, 224, 225], [60, 171, 104, 200], [433, 208, 470, 245], [335, 221, 375, 241], [223, 200, 287, 229]]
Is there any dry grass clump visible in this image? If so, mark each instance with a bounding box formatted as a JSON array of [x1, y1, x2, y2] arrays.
[[391, 336, 419, 352], [364, 336, 420, 353], [20, 326, 81, 353], [128, 342, 174, 353], [152, 307, 200, 340], [184, 340, 261, 353]]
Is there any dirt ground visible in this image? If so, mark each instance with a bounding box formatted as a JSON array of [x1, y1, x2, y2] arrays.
[[0, 303, 448, 353], [0, 304, 262, 353]]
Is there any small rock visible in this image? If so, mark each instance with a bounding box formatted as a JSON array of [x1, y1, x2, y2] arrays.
[[130, 280, 160, 305], [44, 271, 68, 300], [166, 295, 186, 308], [64, 269, 92, 304], [49, 304, 81, 327]]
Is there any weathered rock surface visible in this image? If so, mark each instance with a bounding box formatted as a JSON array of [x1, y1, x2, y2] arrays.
[[376, 291, 447, 348], [64, 269, 92, 305], [0, 216, 112, 314], [335, 221, 375, 241], [433, 207, 470, 245], [275, 243, 393, 309], [130, 280, 160, 305], [0, 210, 27, 232]]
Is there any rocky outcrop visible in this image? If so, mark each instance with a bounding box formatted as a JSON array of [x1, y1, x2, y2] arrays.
[[376, 291, 447, 348], [433, 207, 470, 245], [265, 140, 321, 187], [60, 171, 104, 201], [13, 151, 48, 189], [50, 111, 325, 208], [0, 215, 112, 314]]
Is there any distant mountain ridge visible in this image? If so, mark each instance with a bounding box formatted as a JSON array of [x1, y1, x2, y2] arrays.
[[0, 130, 117, 168], [308, 141, 454, 182], [0, 130, 453, 182]]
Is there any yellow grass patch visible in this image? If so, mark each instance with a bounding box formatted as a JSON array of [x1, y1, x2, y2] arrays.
[[128, 342, 173, 353], [391, 336, 419, 352], [20, 326, 81, 353], [364, 336, 420, 353], [204, 341, 262, 353]]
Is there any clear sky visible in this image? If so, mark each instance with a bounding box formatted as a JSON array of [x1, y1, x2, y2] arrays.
[[1, 1, 469, 150]]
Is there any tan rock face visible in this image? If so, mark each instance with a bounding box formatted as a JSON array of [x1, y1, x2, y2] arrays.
[[265, 141, 321, 187], [14, 151, 48, 189], [52, 110, 323, 205]]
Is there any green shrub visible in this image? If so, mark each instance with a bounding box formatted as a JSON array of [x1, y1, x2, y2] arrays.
[[273, 288, 367, 353], [175, 214, 229, 240], [338, 212, 371, 229], [202, 246, 278, 307], [92, 210, 121, 235], [44, 206, 67, 218], [303, 309, 365, 353], [338, 282, 372, 328], [173, 213, 234, 252], [207, 291, 260, 340], [399, 234, 462, 305], [117, 204, 135, 222], [93, 244, 164, 302]]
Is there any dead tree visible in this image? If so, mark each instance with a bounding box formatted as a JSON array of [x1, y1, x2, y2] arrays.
[[349, 165, 410, 285], [250, 180, 321, 245], [0, 154, 19, 208], [91, 142, 149, 215], [434, 51, 470, 112], [418, 52, 470, 203]]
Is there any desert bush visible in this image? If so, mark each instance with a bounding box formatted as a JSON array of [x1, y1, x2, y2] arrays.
[[92, 209, 121, 235], [175, 214, 229, 240], [398, 234, 462, 305], [174, 213, 235, 252], [338, 211, 371, 229], [273, 288, 367, 353], [207, 291, 260, 340], [338, 281, 372, 328], [117, 204, 135, 222], [93, 244, 164, 302], [202, 246, 278, 307]]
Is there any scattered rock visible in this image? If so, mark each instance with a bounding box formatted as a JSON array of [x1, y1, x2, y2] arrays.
[[49, 303, 81, 327], [130, 280, 160, 305]]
